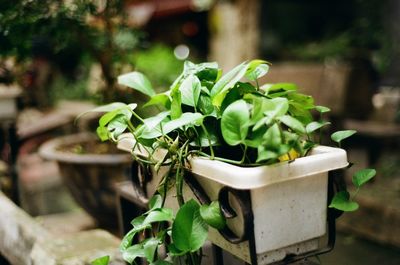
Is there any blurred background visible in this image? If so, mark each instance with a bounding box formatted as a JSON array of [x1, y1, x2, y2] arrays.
[[0, 0, 399, 264]]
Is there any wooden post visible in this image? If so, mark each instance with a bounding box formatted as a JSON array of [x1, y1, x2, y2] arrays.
[[209, 0, 260, 70]]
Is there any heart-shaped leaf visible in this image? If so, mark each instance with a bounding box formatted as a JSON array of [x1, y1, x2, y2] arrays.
[[180, 75, 201, 107], [245, 59, 270, 81], [118, 71, 155, 97], [329, 191, 359, 212], [199, 201, 226, 230], [263, 123, 281, 150], [331, 130, 357, 143], [172, 199, 208, 252], [352, 169, 376, 188], [221, 99, 250, 145]]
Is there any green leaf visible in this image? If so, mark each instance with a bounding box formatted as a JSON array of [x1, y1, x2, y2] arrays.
[[221, 99, 250, 146], [197, 94, 215, 116], [107, 115, 128, 139], [143, 208, 174, 225], [331, 130, 357, 143], [245, 126, 266, 148], [261, 83, 298, 95], [118, 71, 155, 97], [77, 102, 128, 121], [199, 201, 226, 230], [96, 126, 109, 141], [172, 199, 208, 252], [143, 111, 170, 131], [211, 62, 248, 108], [315, 105, 331, 113], [91, 256, 110, 265], [163, 112, 204, 134], [122, 244, 146, 263], [143, 238, 160, 262], [288, 92, 315, 109], [148, 194, 163, 211], [180, 75, 201, 107], [256, 145, 278, 163], [306, 121, 331, 134], [329, 191, 359, 212], [170, 88, 182, 119], [144, 93, 171, 109], [352, 169, 376, 188], [279, 115, 306, 134], [263, 123, 281, 150], [168, 243, 187, 256], [245, 59, 270, 81]]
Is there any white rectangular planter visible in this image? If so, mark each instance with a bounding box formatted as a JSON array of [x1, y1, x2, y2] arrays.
[[118, 136, 348, 264]]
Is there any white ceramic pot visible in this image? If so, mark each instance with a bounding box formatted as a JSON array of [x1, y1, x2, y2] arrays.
[[118, 136, 348, 264]]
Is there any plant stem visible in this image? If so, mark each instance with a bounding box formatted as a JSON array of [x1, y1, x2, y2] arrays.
[[240, 144, 248, 163], [200, 123, 214, 159]]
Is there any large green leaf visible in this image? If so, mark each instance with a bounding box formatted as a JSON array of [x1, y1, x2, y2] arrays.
[[329, 191, 359, 212], [331, 130, 357, 143], [221, 99, 250, 146], [118, 71, 155, 97], [211, 62, 248, 108], [262, 83, 298, 95], [180, 75, 201, 107], [352, 169, 376, 188], [76, 102, 129, 121], [199, 201, 226, 230], [172, 199, 208, 252], [91, 256, 110, 265]]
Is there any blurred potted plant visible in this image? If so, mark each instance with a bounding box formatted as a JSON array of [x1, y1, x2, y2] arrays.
[[91, 60, 376, 264], [0, 0, 144, 227]]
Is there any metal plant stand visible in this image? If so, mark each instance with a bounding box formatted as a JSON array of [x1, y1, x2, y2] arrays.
[[116, 161, 345, 265]]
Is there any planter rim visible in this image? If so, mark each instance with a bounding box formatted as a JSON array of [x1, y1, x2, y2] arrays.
[[39, 132, 132, 165], [117, 134, 348, 189]]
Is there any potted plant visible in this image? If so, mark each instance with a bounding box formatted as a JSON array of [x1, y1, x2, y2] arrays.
[[91, 60, 376, 265]]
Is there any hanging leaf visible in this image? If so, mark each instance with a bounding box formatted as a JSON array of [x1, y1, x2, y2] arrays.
[[143, 238, 160, 263], [329, 191, 359, 212], [172, 199, 208, 252], [199, 201, 226, 230], [148, 194, 163, 211], [331, 130, 357, 143], [122, 244, 146, 263], [118, 71, 155, 97], [221, 99, 250, 146], [352, 169, 376, 188]]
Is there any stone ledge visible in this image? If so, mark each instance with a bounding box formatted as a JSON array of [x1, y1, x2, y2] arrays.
[[0, 192, 123, 265]]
